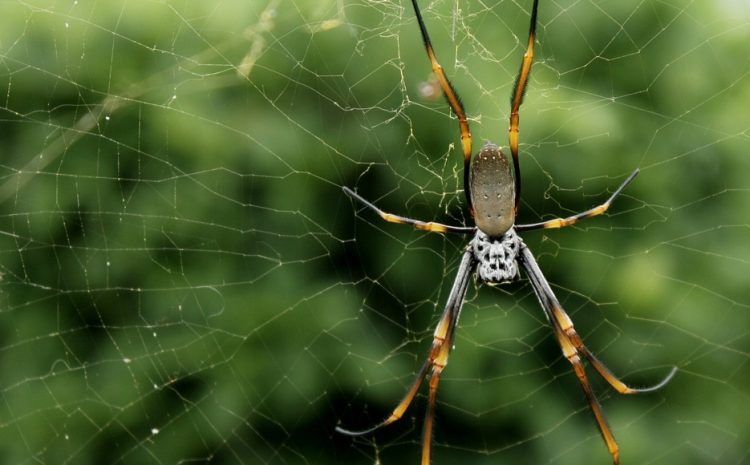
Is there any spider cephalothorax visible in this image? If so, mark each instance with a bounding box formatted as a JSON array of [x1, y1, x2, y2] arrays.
[[338, 1, 676, 464], [471, 229, 520, 284]]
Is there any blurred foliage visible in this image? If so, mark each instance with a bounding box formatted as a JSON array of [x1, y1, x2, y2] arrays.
[[0, 1, 748, 464]]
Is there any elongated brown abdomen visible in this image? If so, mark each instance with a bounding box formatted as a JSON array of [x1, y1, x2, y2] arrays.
[[470, 142, 515, 237]]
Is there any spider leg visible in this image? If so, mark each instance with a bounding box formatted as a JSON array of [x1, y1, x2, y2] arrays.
[[343, 186, 475, 234], [337, 248, 475, 465], [509, 0, 540, 214], [410, 0, 473, 214], [335, 355, 431, 436], [515, 169, 640, 232], [518, 242, 676, 465]]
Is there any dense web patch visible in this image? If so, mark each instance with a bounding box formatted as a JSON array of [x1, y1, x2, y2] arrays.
[[0, 1, 748, 465]]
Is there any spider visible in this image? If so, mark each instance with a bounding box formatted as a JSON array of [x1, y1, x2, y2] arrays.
[[336, 1, 677, 464]]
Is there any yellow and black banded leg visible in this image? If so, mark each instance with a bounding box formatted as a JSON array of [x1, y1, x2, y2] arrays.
[[337, 249, 475, 465], [519, 242, 676, 465], [410, 0, 474, 214], [343, 186, 475, 234], [516, 169, 640, 231], [508, 0, 540, 214]]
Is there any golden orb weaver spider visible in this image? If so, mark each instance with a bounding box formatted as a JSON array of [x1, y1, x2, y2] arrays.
[[337, 1, 677, 464]]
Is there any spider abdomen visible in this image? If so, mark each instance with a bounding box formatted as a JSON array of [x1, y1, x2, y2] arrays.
[[471, 229, 521, 284], [470, 142, 516, 237]]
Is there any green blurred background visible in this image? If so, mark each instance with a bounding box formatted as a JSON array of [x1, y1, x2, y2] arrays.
[[0, 1, 748, 464]]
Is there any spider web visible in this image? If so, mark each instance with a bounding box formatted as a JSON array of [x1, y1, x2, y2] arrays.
[[0, 1, 748, 464]]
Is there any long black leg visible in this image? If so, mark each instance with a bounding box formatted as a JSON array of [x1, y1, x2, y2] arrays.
[[518, 241, 676, 464], [410, 0, 474, 215], [508, 0, 540, 214], [337, 247, 476, 465]]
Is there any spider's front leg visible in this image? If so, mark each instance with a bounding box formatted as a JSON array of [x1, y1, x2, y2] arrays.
[[336, 248, 476, 465], [518, 242, 677, 465]]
